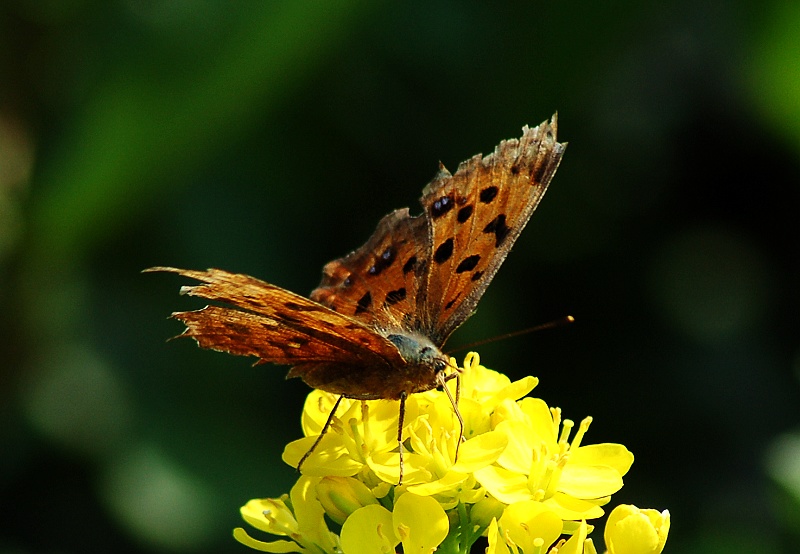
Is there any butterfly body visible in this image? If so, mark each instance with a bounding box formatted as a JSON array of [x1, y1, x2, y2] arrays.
[[286, 329, 446, 400], [147, 115, 565, 405]]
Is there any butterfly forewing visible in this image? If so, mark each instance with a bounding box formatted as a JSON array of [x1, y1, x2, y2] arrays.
[[418, 116, 566, 344]]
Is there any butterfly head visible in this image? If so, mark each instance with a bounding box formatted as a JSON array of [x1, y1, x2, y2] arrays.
[[385, 332, 451, 387]]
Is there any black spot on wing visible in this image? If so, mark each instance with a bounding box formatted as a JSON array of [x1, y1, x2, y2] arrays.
[[355, 291, 372, 314], [471, 270, 484, 282], [480, 186, 499, 203], [533, 160, 548, 183], [434, 238, 454, 264], [455, 255, 480, 273], [384, 288, 407, 306], [457, 205, 473, 223], [367, 247, 396, 276], [430, 194, 455, 218], [402, 256, 418, 274], [444, 291, 463, 311], [483, 214, 511, 247]]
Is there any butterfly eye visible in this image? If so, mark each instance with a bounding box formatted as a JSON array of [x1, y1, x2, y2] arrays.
[[433, 359, 447, 373]]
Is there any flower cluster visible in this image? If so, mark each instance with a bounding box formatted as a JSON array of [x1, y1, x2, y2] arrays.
[[234, 353, 670, 553]]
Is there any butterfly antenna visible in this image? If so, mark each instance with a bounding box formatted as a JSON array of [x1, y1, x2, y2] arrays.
[[298, 394, 346, 473], [447, 315, 575, 354]]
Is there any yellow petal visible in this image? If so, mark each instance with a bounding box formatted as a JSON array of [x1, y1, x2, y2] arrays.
[[316, 476, 379, 525], [518, 397, 559, 445], [290, 476, 339, 552], [485, 376, 539, 411], [486, 518, 511, 554], [559, 464, 624, 498], [569, 444, 634, 476], [557, 520, 588, 554], [542, 493, 605, 520], [282, 435, 361, 477], [493, 420, 538, 475], [461, 358, 512, 400], [240, 498, 296, 535], [451, 431, 508, 473], [300, 391, 348, 436], [406, 471, 468, 496], [473, 465, 532, 504], [232, 528, 303, 553], [499, 500, 563, 553], [367, 451, 432, 485], [340, 504, 398, 554], [393, 492, 449, 553]]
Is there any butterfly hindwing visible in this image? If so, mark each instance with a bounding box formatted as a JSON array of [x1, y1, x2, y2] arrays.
[[309, 209, 429, 330], [145, 267, 406, 368]]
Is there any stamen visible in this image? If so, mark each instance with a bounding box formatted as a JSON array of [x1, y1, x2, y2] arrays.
[[551, 406, 562, 430], [349, 417, 368, 464], [558, 419, 575, 448], [464, 351, 480, 370], [569, 416, 593, 450]]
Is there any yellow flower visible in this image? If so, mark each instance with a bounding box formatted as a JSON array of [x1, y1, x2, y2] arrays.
[[604, 505, 670, 554], [499, 500, 563, 552], [282, 392, 400, 480], [368, 392, 508, 505], [234, 354, 666, 554], [233, 475, 339, 553], [474, 395, 633, 521], [339, 492, 448, 554]]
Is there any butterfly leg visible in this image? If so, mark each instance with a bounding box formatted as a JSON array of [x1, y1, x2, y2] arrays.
[[397, 391, 407, 486], [297, 394, 345, 474], [437, 371, 464, 463]]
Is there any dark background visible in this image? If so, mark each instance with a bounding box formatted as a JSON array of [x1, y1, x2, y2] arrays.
[[2, 2, 799, 552]]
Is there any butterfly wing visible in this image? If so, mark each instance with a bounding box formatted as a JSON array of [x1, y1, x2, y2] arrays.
[[145, 267, 408, 371], [417, 115, 566, 344], [309, 208, 429, 330]]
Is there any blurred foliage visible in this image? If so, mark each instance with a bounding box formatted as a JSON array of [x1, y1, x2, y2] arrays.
[[1, 1, 799, 552]]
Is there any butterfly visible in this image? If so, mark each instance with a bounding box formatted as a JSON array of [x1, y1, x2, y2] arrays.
[[146, 115, 566, 481]]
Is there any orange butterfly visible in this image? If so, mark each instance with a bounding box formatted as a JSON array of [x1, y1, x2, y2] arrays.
[[147, 115, 566, 480]]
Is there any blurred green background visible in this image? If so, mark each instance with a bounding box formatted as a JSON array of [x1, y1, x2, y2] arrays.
[[2, 1, 799, 552]]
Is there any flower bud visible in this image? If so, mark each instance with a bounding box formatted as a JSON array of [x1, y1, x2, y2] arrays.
[[315, 476, 379, 525], [604, 504, 670, 554], [470, 495, 506, 529]]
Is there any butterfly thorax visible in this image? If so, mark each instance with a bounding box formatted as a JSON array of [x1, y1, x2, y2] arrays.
[[386, 329, 448, 372]]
